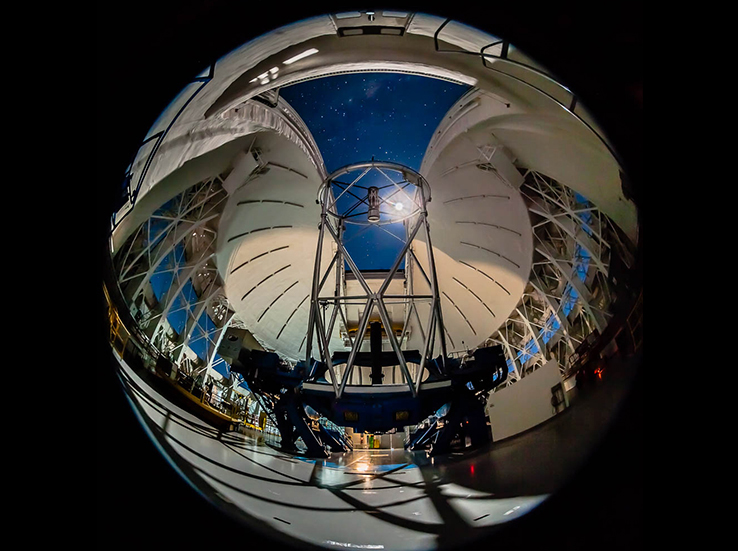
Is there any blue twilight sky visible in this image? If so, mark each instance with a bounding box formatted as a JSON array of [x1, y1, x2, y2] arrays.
[[280, 73, 469, 269]]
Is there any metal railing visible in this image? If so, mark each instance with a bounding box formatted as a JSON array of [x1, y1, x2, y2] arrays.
[[105, 280, 265, 427], [432, 19, 624, 171]]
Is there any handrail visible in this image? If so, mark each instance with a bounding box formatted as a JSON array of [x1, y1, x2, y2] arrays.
[[433, 18, 563, 93], [106, 279, 258, 424], [432, 18, 623, 171]]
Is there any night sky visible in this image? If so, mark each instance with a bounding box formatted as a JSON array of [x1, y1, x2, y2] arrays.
[[280, 73, 469, 270]]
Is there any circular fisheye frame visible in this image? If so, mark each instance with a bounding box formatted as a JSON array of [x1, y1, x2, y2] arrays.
[[101, 7, 641, 551]]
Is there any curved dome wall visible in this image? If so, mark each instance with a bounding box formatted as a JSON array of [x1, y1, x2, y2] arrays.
[[408, 123, 533, 355], [216, 132, 341, 362]]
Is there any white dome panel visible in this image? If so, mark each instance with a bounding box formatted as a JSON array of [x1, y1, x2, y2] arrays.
[[408, 124, 533, 355], [216, 144, 343, 362]]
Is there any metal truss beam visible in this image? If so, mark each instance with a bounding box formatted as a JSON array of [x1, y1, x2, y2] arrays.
[[484, 171, 624, 380], [495, 331, 520, 382], [116, 179, 226, 313], [515, 305, 547, 366], [534, 239, 606, 333], [529, 278, 576, 354], [117, 178, 224, 280], [149, 252, 216, 342], [126, 218, 220, 311], [172, 282, 222, 364], [205, 313, 235, 375], [309, 161, 444, 399]]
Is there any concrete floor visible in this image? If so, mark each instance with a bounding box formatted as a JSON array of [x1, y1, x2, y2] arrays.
[[97, 347, 642, 551]]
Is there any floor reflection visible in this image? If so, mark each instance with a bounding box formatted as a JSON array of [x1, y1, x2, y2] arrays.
[[112, 346, 639, 550], [113, 350, 556, 550]]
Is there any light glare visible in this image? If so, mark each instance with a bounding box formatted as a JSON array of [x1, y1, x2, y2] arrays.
[[283, 48, 319, 65]]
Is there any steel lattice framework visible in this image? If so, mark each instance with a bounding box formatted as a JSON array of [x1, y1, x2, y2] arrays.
[[307, 161, 447, 399], [112, 175, 244, 388], [486, 170, 636, 387]]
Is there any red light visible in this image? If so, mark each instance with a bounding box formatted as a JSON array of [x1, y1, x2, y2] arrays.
[[594, 367, 604, 379], [470, 465, 475, 475]]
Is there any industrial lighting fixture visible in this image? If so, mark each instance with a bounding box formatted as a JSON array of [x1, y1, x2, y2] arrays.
[[282, 48, 319, 65], [334, 11, 361, 19], [250, 71, 270, 85], [382, 10, 408, 17]]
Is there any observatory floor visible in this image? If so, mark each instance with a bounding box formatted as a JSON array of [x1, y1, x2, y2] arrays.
[[105, 349, 640, 551]]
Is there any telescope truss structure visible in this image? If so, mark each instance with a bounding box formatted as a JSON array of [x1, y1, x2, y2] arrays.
[[306, 161, 448, 399]]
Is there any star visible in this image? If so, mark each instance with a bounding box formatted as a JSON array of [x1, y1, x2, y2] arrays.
[[279, 73, 468, 268]]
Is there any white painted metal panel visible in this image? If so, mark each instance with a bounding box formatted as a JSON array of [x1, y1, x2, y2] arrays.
[[409, 123, 533, 355], [486, 359, 564, 441], [216, 137, 344, 362]]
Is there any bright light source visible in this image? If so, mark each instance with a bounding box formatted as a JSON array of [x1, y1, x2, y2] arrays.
[[269, 67, 279, 74], [282, 48, 319, 65], [395, 202, 403, 211], [356, 463, 369, 472]]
